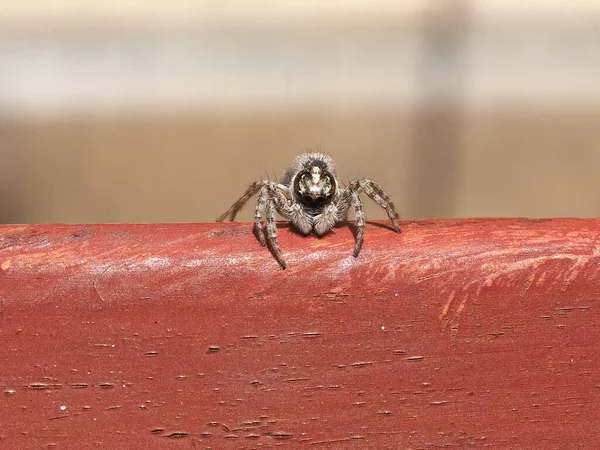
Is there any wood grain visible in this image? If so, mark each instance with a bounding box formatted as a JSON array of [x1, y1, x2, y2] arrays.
[[1, 219, 599, 448]]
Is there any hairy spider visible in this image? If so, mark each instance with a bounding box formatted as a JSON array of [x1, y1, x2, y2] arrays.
[[217, 153, 400, 269]]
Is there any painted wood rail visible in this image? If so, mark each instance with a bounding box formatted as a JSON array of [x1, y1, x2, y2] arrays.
[[1, 219, 599, 448]]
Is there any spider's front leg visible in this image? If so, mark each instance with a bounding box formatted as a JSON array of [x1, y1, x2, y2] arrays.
[[350, 191, 366, 257], [253, 184, 293, 269], [253, 187, 269, 247], [218, 181, 292, 268], [217, 180, 286, 222], [333, 188, 366, 257], [335, 179, 400, 257], [349, 179, 401, 233], [265, 197, 287, 269]]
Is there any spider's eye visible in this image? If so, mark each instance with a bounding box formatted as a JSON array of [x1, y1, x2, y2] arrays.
[[293, 168, 337, 207]]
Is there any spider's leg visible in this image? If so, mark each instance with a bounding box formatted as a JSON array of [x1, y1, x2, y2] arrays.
[[351, 191, 366, 257], [268, 183, 315, 235], [267, 184, 293, 218], [217, 180, 266, 222], [334, 187, 353, 224], [350, 179, 401, 233], [265, 197, 287, 269], [253, 187, 268, 246]]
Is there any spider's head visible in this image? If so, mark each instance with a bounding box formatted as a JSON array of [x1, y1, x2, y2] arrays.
[[293, 165, 337, 208]]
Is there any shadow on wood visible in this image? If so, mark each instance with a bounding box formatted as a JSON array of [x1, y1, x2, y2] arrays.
[[0, 219, 599, 447]]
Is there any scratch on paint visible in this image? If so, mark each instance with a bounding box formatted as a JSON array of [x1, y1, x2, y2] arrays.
[[440, 292, 455, 321], [438, 252, 597, 341]]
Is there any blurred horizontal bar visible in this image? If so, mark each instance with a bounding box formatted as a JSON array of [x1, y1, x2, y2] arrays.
[[1, 1, 599, 27], [1, 2, 599, 118], [1, 219, 600, 447]]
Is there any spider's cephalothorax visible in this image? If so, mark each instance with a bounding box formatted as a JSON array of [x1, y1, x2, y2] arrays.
[[293, 165, 337, 211], [217, 153, 400, 269]]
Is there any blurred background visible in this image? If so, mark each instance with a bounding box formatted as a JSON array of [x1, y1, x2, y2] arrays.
[[1, 1, 600, 224]]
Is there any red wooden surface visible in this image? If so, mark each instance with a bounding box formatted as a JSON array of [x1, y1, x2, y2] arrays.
[[1, 219, 600, 448]]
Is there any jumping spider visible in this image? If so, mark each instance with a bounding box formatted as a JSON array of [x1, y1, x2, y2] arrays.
[[217, 153, 400, 268]]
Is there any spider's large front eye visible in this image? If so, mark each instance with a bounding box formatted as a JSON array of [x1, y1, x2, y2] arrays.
[[294, 167, 337, 207], [323, 174, 336, 199], [293, 170, 311, 195]]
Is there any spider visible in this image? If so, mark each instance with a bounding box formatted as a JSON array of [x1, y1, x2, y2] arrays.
[[217, 153, 401, 269]]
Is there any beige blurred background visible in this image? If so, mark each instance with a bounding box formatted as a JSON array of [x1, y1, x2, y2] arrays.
[[1, 1, 600, 224]]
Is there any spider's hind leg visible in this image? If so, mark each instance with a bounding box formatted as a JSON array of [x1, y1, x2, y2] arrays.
[[217, 181, 265, 222]]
